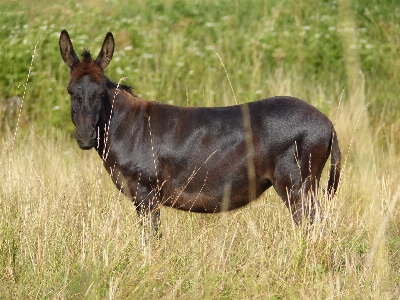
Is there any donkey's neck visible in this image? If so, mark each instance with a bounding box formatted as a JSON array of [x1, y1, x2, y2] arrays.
[[95, 81, 143, 161], [94, 82, 118, 160]]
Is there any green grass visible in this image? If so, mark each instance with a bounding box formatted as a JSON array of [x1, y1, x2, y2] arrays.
[[1, 0, 400, 298], [1, 0, 400, 142]]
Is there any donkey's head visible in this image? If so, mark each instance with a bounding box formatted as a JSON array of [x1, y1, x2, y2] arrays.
[[59, 30, 114, 150]]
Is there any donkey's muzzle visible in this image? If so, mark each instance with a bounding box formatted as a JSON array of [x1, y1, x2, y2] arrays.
[[75, 129, 97, 150]]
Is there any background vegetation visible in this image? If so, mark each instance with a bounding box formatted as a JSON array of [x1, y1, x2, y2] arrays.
[[1, 0, 399, 298], [1, 0, 400, 140]]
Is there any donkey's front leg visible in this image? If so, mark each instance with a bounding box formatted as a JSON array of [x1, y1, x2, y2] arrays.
[[134, 186, 162, 238]]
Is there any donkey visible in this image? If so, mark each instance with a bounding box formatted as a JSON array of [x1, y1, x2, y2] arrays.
[[59, 30, 341, 234]]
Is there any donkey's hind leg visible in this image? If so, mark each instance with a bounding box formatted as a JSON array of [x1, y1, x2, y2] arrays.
[[271, 157, 321, 226], [296, 175, 321, 225], [274, 178, 320, 225]]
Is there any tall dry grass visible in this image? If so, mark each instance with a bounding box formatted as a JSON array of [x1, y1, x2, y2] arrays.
[[1, 75, 399, 299], [1, 0, 400, 298]]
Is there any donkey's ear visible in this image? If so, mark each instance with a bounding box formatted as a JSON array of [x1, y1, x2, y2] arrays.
[[59, 30, 79, 71], [95, 32, 114, 70]]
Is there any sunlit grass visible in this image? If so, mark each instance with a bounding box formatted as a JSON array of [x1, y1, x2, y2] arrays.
[[1, 83, 400, 298], [1, 0, 400, 298]]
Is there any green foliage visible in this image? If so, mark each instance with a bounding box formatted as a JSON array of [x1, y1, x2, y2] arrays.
[[0, 0, 399, 143]]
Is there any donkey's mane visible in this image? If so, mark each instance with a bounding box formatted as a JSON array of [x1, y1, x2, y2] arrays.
[[106, 80, 135, 95], [71, 49, 134, 95], [81, 48, 93, 62]]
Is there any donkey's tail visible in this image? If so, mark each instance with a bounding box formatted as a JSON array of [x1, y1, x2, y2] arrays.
[[327, 129, 341, 197]]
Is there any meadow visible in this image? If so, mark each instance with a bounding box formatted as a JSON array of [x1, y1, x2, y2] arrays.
[[1, 0, 400, 298]]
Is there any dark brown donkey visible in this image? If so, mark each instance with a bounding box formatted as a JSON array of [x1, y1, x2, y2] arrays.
[[59, 30, 341, 234]]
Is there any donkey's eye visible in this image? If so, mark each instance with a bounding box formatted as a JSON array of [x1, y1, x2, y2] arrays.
[[72, 94, 81, 102], [95, 93, 103, 104]]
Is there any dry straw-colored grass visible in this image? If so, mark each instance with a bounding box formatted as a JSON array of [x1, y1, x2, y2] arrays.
[[1, 77, 400, 299], [1, 0, 400, 297], [2, 8, 400, 294]]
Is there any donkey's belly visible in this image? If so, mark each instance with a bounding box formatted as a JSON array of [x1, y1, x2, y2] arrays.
[[161, 188, 257, 213]]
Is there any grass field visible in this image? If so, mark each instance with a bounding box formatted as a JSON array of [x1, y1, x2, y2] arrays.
[[1, 0, 400, 298]]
